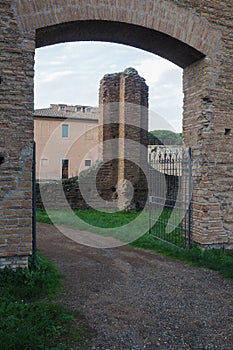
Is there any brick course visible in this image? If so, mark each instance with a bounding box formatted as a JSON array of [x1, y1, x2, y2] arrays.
[[0, 0, 232, 268], [99, 68, 148, 210]]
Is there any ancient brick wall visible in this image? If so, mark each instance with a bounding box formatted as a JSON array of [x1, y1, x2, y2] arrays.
[[36, 172, 179, 213], [0, 1, 35, 268], [0, 0, 232, 268], [99, 68, 148, 210], [175, 0, 233, 246]]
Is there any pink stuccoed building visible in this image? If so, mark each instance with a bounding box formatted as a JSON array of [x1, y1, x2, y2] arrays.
[[34, 104, 99, 180]]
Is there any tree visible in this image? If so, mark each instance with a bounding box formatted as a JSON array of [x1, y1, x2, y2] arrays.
[[148, 130, 182, 145]]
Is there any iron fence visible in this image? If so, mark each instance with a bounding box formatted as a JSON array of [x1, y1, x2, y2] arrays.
[[148, 146, 192, 248]]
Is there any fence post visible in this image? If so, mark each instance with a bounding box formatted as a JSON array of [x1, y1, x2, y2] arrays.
[[187, 147, 192, 248], [32, 141, 37, 265]]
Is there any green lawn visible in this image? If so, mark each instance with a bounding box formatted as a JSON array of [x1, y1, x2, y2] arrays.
[[36, 208, 140, 229], [0, 253, 91, 350], [36, 208, 147, 243], [37, 208, 233, 279], [37, 207, 187, 247]]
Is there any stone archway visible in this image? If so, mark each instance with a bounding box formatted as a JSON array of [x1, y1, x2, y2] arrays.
[[0, 0, 232, 267]]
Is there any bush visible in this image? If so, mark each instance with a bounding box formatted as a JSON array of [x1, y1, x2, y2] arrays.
[[0, 252, 90, 350]]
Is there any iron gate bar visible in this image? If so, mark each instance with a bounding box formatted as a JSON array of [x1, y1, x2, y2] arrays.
[[148, 146, 192, 249], [32, 141, 37, 265], [187, 147, 192, 248]]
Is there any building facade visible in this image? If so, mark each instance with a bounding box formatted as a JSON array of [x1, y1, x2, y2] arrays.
[[34, 104, 99, 180]]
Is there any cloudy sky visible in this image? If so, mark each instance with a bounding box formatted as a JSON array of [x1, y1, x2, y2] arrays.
[[35, 42, 183, 132]]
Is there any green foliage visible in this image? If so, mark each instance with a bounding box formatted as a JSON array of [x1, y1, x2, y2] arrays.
[[0, 252, 89, 350], [37, 208, 53, 225], [0, 302, 76, 350], [76, 209, 140, 228], [149, 130, 182, 145], [0, 254, 62, 303], [36, 208, 141, 232], [149, 208, 186, 248], [148, 132, 163, 145], [132, 234, 233, 279]]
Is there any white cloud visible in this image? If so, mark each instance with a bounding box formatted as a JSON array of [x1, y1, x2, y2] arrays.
[[134, 57, 183, 131], [41, 70, 74, 83], [34, 42, 183, 131], [135, 57, 180, 86], [48, 61, 63, 66]]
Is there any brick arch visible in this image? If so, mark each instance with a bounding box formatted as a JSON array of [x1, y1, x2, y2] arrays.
[[36, 20, 203, 69], [14, 0, 220, 67], [1, 0, 232, 268]]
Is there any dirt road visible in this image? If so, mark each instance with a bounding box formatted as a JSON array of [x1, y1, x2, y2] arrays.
[[37, 223, 233, 350]]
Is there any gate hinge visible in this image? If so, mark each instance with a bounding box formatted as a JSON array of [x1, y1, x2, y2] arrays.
[[149, 196, 153, 203]]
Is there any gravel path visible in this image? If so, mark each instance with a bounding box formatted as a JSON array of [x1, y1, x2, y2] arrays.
[[37, 223, 233, 350]]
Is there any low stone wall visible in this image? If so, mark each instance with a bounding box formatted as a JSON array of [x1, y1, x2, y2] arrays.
[[0, 256, 29, 270], [36, 179, 88, 210], [36, 166, 179, 212], [36, 175, 145, 211]]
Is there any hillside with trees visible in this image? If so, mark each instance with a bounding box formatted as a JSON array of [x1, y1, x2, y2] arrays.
[[148, 130, 182, 145]]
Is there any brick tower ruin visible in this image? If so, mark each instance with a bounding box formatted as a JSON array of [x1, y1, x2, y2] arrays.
[[98, 68, 149, 210], [1, 0, 233, 268]]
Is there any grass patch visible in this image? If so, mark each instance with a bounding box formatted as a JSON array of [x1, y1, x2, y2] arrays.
[[0, 253, 91, 350], [131, 234, 233, 279], [149, 207, 186, 248], [36, 208, 145, 242], [36, 208, 140, 229], [0, 254, 62, 302]]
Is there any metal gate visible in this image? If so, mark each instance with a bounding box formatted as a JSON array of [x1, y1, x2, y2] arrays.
[[148, 146, 192, 248]]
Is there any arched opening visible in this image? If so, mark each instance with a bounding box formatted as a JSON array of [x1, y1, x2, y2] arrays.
[[35, 18, 203, 180], [36, 20, 205, 68], [2, 0, 230, 270], [34, 18, 202, 248]]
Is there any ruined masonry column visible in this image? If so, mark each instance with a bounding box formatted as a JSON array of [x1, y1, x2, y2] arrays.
[[98, 68, 148, 210], [0, 1, 35, 268], [98, 72, 121, 198], [118, 68, 149, 209]]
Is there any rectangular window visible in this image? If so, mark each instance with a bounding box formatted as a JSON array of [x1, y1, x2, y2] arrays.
[[77, 107, 81, 112], [62, 124, 69, 138], [86, 108, 91, 112], [60, 106, 65, 111], [85, 159, 91, 167], [62, 159, 69, 179]]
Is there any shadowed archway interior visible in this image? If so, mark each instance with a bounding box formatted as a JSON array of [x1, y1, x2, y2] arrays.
[[36, 20, 205, 69]]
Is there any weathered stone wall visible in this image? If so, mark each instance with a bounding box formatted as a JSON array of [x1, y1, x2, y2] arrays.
[[99, 68, 148, 210], [36, 171, 179, 212], [36, 181, 87, 211], [0, 0, 232, 268], [0, 1, 34, 268], [98, 72, 120, 197], [178, 0, 233, 246]]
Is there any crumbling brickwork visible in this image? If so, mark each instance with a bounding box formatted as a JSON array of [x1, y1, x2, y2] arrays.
[[179, 1, 233, 246], [0, 1, 34, 268], [98, 68, 148, 210], [0, 0, 232, 268]]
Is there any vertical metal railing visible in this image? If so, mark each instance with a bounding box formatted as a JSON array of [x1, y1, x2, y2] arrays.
[[148, 146, 192, 248], [187, 147, 192, 248], [32, 141, 37, 265]]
